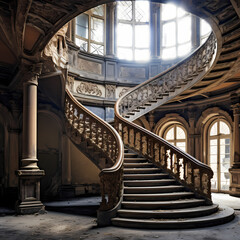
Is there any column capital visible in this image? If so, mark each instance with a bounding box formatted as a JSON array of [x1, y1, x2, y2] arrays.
[[22, 62, 43, 86], [107, 2, 117, 9], [231, 103, 240, 115]]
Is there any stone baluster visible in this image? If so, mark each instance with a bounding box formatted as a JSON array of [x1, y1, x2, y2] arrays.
[[16, 62, 45, 214]]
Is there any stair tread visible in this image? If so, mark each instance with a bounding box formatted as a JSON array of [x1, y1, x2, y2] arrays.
[[124, 185, 184, 190], [112, 206, 234, 224], [118, 204, 219, 214], [122, 198, 205, 205], [124, 173, 168, 175], [124, 179, 175, 182], [123, 192, 194, 197], [124, 168, 161, 171]]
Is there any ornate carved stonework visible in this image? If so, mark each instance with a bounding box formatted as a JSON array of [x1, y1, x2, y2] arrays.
[[119, 88, 129, 98], [76, 82, 102, 97], [106, 85, 116, 99], [43, 24, 68, 69], [67, 76, 75, 91]]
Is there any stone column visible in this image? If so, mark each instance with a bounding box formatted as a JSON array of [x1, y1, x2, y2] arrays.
[[106, 3, 117, 57], [16, 63, 45, 214], [187, 106, 196, 157], [229, 103, 240, 196], [150, 3, 160, 58]]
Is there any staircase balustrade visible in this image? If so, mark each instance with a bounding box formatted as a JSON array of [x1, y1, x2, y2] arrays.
[[119, 33, 217, 121], [115, 33, 217, 203], [65, 88, 124, 210]]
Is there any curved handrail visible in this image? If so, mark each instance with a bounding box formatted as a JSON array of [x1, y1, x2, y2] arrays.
[[115, 34, 217, 202], [65, 88, 124, 210], [118, 33, 217, 121]]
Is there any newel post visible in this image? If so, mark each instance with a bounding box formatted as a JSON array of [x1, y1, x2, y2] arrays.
[[16, 62, 45, 214], [229, 103, 240, 196]]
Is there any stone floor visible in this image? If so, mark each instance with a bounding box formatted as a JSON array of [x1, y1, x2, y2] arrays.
[[0, 193, 240, 240]]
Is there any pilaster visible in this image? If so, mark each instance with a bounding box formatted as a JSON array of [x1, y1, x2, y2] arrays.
[[229, 103, 240, 196]]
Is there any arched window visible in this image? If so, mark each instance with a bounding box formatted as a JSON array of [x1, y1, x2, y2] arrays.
[[208, 119, 231, 192], [116, 1, 150, 61], [75, 5, 105, 55], [164, 124, 187, 152], [161, 4, 192, 60]]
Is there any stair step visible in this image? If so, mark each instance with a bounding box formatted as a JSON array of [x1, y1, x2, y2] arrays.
[[124, 153, 139, 157], [123, 192, 194, 201], [112, 206, 234, 229], [124, 168, 162, 174], [124, 185, 185, 194], [124, 179, 177, 187], [117, 204, 219, 219], [123, 162, 154, 168], [124, 158, 147, 163], [121, 198, 206, 210], [123, 173, 170, 180]]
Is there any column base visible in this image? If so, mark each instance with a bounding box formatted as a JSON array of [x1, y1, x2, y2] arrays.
[[229, 167, 240, 197], [16, 200, 45, 215], [16, 169, 45, 215]]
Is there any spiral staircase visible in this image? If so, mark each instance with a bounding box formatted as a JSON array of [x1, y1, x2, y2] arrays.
[[62, 0, 240, 229]]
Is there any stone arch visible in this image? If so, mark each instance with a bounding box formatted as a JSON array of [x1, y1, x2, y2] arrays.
[[196, 107, 233, 165], [153, 113, 190, 137], [153, 113, 190, 152]]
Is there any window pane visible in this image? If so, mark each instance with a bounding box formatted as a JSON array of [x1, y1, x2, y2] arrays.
[[210, 145, 217, 155], [135, 49, 150, 61], [210, 122, 218, 136], [210, 139, 217, 146], [162, 47, 176, 60], [210, 154, 217, 164], [117, 47, 133, 60], [117, 23, 132, 47], [92, 5, 104, 16], [135, 25, 149, 48], [176, 142, 186, 152], [162, 4, 177, 21], [76, 14, 88, 38], [166, 127, 174, 140], [177, 7, 187, 18], [162, 22, 176, 47], [135, 1, 149, 22], [220, 121, 230, 135], [211, 168, 217, 190], [75, 38, 88, 51], [201, 19, 211, 37], [178, 42, 191, 57], [178, 16, 191, 44], [176, 126, 185, 139], [90, 43, 104, 55], [118, 1, 132, 21], [91, 17, 104, 43]]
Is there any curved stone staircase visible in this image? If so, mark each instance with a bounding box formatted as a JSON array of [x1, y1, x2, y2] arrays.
[[60, 0, 240, 229], [109, 0, 240, 229], [111, 148, 234, 229]]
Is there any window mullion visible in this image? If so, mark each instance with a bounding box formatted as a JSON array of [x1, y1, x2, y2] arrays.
[[88, 14, 91, 52]]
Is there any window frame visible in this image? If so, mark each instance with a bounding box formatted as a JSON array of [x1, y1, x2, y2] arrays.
[[207, 118, 231, 193], [160, 4, 193, 60], [75, 5, 106, 56], [116, 1, 150, 61], [163, 123, 187, 152]]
